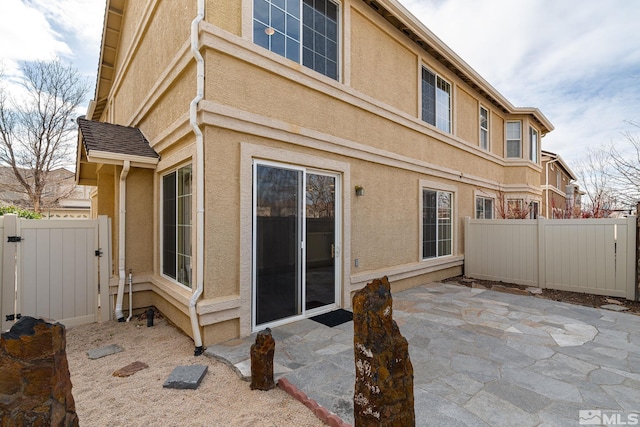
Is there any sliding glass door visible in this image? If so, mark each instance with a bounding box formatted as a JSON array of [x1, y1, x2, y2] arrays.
[[253, 162, 339, 329]]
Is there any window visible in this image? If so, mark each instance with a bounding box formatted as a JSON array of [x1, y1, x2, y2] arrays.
[[422, 68, 451, 133], [506, 121, 522, 158], [253, 0, 339, 80], [475, 196, 493, 219], [507, 199, 524, 218], [529, 127, 538, 163], [162, 165, 192, 288], [422, 189, 452, 259], [557, 172, 561, 190], [529, 201, 539, 219], [480, 106, 489, 150]]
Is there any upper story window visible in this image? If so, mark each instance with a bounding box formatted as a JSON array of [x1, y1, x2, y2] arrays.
[[422, 68, 451, 133], [557, 172, 562, 189], [162, 165, 193, 288], [529, 127, 539, 163], [253, 0, 339, 80], [506, 121, 522, 158], [479, 106, 489, 150]]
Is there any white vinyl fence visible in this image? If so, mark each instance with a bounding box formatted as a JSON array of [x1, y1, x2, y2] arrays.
[[464, 216, 637, 300], [1, 214, 111, 332]]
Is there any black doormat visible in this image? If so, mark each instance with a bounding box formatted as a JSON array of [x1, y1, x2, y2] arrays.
[[310, 309, 353, 327]]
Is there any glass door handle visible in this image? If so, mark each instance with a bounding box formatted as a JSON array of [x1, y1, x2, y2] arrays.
[[331, 244, 335, 259]]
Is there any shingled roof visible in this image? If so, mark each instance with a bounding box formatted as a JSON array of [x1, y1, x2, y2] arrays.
[[77, 117, 159, 160]]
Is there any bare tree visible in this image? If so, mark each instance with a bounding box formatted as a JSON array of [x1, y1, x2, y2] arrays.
[[608, 120, 640, 209], [0, 59, 90, 212], [495, 191, 532, 219], [572, 147, 618, 218]]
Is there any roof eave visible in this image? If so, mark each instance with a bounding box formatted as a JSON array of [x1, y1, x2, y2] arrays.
[[86, 150, 159, 168]]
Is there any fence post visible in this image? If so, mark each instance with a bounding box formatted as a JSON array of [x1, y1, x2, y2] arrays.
[[98, 215, 112, 322], [1, 215, 19, 332], [636, 202, 640, 301], [625, 216, 637, 301], [463, 216, 470, 277], [537, 216, 546, 289]]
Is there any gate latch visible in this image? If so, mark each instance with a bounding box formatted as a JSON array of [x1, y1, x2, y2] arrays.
[[95, 249, 103, 257], [7, 236, 22, 243], [6, 313, 21, 321]]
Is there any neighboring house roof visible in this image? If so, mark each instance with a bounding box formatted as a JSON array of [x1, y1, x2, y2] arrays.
[[0, 166, 90, 211], [76, 117, 159, 185], [541, 150, 577, 181]]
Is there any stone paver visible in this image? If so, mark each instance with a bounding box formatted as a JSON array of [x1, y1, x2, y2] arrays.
[[86, 343, 123, 360], [206, 282, 640, 426], [162, 365, 208, 389]]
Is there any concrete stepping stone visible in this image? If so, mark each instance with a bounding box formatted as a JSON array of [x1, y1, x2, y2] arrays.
[[163, 365, 208, 389], [113, 361, 149, 377], [86, 344, 123, 360]]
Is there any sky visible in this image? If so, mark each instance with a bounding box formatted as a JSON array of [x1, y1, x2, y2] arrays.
[[1, 0, 639, 169]]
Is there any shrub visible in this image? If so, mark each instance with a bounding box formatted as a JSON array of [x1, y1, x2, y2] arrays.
[[0, 206, 42, 219]]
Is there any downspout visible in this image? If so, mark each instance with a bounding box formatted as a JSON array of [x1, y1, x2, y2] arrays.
[[115, 160, 131, 322], [189, 0, 205, 356]]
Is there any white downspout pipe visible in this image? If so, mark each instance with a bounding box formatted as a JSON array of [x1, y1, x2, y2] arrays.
[[115, 160, 131, 321], [189, 0, 205, 355]]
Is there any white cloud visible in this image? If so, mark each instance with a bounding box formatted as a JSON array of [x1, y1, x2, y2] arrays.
[[0, 0, 71, 76], [28, 0, 105, 50]]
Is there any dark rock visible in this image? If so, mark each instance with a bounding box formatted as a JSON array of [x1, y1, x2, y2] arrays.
[[0, 316, 78, 427], [250, 328, 275, 391], [353, 276, 415, 426], [163, 365, 208, 389]]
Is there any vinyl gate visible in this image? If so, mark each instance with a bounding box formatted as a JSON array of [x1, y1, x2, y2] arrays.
[[464, 216, 637, 300], [1, 214, 111, 332]]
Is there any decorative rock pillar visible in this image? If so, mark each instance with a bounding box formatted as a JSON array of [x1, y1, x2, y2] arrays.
[[250, 328, 275, 391], [0, 316, 78, 427], [353, 276, 415, 426]]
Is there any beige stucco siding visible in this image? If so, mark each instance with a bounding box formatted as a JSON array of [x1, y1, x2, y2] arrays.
[[206, 0, 242, 36], [137, 66, 196, 144], [203, 127, 242, 298], [113, 1, 192, 126], [204, 48, 511, 186], [491, 110, 504, 157], [124, 168, 155, 274], [349, 8, 418, 116], [456, 88, 478, 145]]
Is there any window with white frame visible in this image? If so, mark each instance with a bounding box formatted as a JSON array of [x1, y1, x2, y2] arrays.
[[529, 201, 539, 219], [529, 127, 538, 163], [480, 106, 489, 150], [506, 121, 522, 158], [557, 172, 561, 189], [422, 189, 452, 259], [253, 0, 339, 80], [475, 196, 493, 219], [162, 165, 192, 288], [422, 68, 451, 133]]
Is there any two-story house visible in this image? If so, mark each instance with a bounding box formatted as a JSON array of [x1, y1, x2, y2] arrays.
[[541, 150, 580, 218], [76, 0, 553, 352]]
